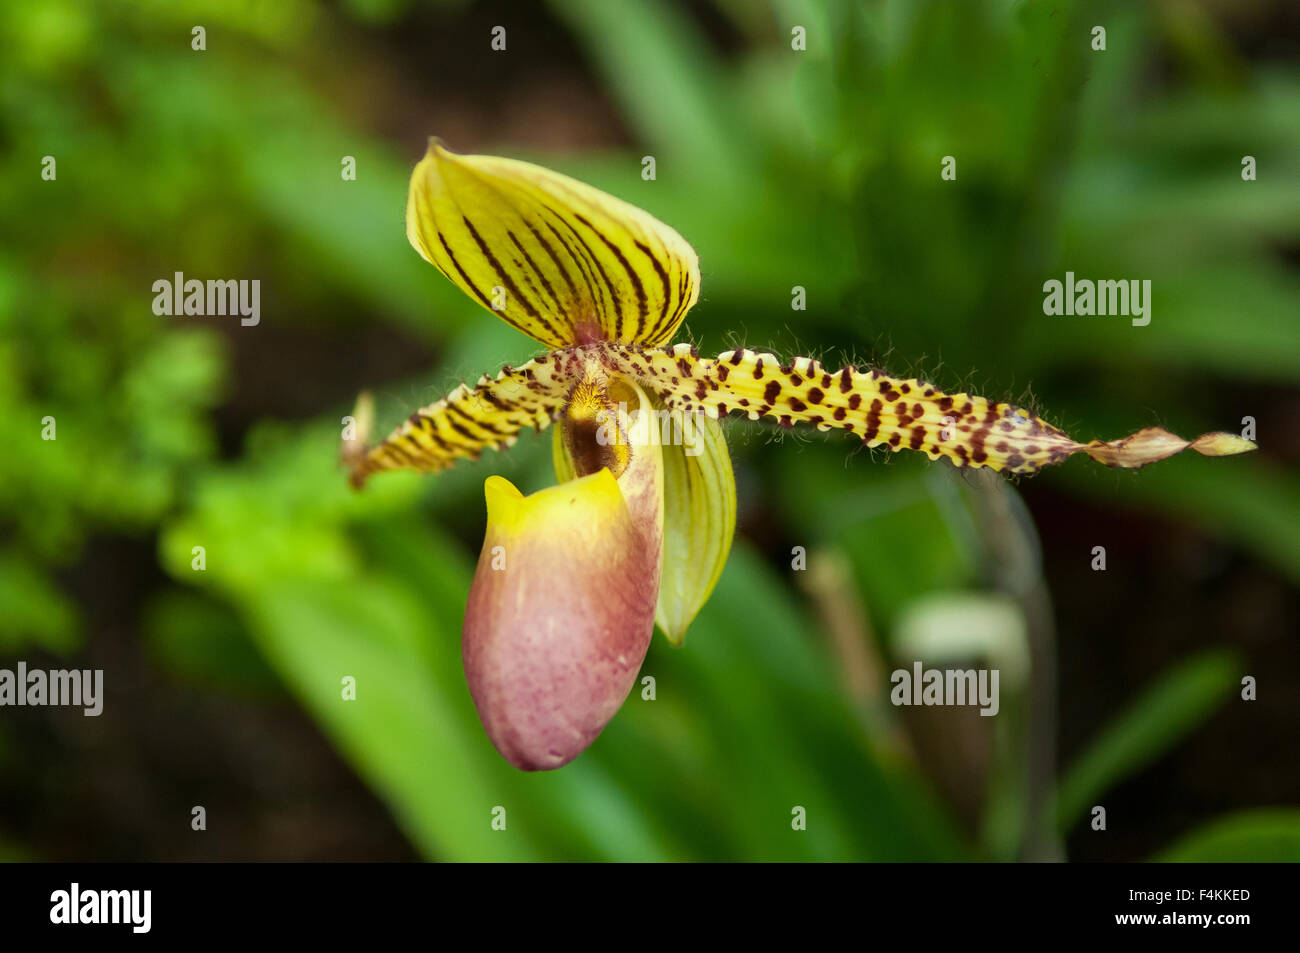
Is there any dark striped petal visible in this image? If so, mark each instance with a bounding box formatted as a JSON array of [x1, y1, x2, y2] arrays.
[[345, 354, 571, 488], [406, 140, 700, 348]]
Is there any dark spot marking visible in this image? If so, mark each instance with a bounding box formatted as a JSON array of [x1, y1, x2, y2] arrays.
[[864, 399, 882, 441]]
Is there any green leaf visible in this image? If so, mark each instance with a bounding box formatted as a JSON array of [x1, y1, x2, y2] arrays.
[[0, 551, 79, 653], [244, 575, 546, 862], [1156, 809, 1300, 862], [1053, 649, 1240, 834], [548, 0, 757, 194]]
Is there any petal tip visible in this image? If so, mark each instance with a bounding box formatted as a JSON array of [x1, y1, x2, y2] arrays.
[[483, 474, 524, 525], [1192, 432, 1258, 457], [425, 136, 459, 166], [341, 391, 375, 488], [658, 620, 688, 648]]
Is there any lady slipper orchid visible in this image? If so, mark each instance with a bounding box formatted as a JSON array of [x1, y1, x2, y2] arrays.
[[345, 139, 1256, 771]]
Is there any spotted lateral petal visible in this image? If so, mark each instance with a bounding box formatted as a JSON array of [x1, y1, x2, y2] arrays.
[[407, 141, 700, 349], [600, 344, 1257, 474], [346, 356, 572, 488]]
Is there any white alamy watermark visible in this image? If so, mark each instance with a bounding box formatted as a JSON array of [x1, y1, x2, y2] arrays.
[[0, 662, 103, 716], [50, 884, 150, 933], [152, 272, 260, 326], [595, 402, 704, 457], [1042, 272, 1151, 327], [890, 661, 1000, 716]]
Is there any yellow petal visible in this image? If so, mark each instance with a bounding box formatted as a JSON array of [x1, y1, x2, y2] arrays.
[[652, 398, 735, 646], [347, 354, 570, 488], [407, 140, 700, 348]]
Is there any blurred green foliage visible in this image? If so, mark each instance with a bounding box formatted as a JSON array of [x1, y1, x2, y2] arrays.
[[1, 0, 1296, 860]]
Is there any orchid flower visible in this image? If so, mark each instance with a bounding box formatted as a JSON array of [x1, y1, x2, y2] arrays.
[[344, 140, 1256, 771]]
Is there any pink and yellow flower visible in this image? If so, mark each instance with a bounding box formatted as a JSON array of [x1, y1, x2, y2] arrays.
[[345, 140, 1255, 770]]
